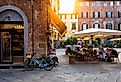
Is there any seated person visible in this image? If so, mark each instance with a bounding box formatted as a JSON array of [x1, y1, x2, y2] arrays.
[[105, 48, 112, 62], [111, 48, 118, 62], [111, 48, 118, 58], [99, 48, 108, 61], [75, 47, 82, 53], [65, 47, 72, 55]]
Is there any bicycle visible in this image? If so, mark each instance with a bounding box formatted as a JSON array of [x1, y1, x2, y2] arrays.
[[24, 53, 54, 71]]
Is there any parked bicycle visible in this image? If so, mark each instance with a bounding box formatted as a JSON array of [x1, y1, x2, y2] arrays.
[[24, 53, 54, 71]]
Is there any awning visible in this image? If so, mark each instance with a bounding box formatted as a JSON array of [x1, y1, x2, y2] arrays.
[[83, 37, 90, 40], [48, 6, 67, 37]]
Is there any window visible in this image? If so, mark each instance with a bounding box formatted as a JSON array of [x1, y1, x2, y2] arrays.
[[93, 11, 100, 18], [110, 1, 113, 6], [66, 15, 70, 19], [71, 14, 77, 19], [93, 23, 100, 28], [82, 12, 88, 18], [96, 1, 100, 6], [118, 11, 121, 18], [82, 23, 88, 30], [118, 23, 121, 31], [72, 22, 76, 30], [62, 15, 66, 19], [92, 1, 95, 6], [104, 1, 108, 6], [106, 23, 112, 29], [106, 11, 112, 18], [117, 1, 120, 5], [72, 15, 74, 19]]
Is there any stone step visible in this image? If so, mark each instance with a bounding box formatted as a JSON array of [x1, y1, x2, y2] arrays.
[[0, 63, 24, 69]]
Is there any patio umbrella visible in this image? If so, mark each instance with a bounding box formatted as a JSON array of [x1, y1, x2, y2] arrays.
[[74, 28, 121, 46], [74, 28, 121, 37], [109, 38, 121, 41]]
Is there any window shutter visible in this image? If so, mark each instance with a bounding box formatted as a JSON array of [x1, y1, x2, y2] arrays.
[[93, 24, 95, 28], [106, 12, 107, 18], [106, 24, 108, 29], [75, 14, 77, 19], [87, 12, 88, 18], [93, 12, 95, 18], [81, 12, 83, 18], [82, 24, 83, 30], [111, 12, 112, 18], [98, 12, 100, 18], [118, 11, 121, 18], [71, 14, 72, 19], [119, 24, 121, 30], [86, 24, 88, 29], [119, 11, 120, 18], [111, 24, 112, 29], [65, 14, 66, 19], [118, 11, 119, 18], [98, 24, 100, 28]]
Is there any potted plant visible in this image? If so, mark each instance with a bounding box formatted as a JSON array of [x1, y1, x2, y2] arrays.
[[68, 53, 76, 63]]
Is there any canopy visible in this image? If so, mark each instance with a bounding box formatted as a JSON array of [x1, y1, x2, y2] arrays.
[[48, 6, 67, 37], [74, 28, 121, 38], [109, 38, 121, 41]]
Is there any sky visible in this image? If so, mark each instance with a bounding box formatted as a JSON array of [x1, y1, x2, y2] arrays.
[[59, 0, 75, 13]]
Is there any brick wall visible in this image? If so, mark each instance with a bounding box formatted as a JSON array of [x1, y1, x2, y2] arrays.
[[0, 0, 49, 57]]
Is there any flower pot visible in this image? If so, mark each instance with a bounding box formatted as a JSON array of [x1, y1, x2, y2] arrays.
[[69, 57, 76, 63], [68, 53, 76, 63]]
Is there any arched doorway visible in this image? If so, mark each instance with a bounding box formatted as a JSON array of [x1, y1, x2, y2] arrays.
[[1, 32, 12, 63], [0, 8, 25, 64]]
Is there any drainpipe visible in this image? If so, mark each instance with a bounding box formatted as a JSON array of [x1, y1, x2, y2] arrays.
[[31, 0, 34, 54]]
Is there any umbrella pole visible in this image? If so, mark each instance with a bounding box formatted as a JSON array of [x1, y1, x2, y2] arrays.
[[91, 35, 94, 47], [91, 35, 94, 61]]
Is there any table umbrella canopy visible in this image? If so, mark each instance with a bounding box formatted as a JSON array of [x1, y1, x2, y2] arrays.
[[109, 38, 121, 41], [74, 28, 121, 37]]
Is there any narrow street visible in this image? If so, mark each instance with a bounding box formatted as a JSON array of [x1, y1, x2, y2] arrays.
[[0, 49, 121, 82]]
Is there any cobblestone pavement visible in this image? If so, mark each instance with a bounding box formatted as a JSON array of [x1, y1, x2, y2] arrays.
[[0, 49, 121, 82]]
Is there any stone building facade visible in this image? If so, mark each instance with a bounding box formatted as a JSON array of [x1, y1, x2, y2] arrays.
[[77, 1, 121, 43], [0, 0, 49, 64], [78, 1, 121, 31], [58, 13, 78, 40]]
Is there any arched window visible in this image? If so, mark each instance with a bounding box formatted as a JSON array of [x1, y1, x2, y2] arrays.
[[118, 23, 121, 31], [82, 23, 88, 30], [106, 23, 112, 29], [93, 23, 100, 28]]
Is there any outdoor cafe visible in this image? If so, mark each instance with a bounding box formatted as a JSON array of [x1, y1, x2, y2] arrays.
[[66, 28, 121, 63]]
